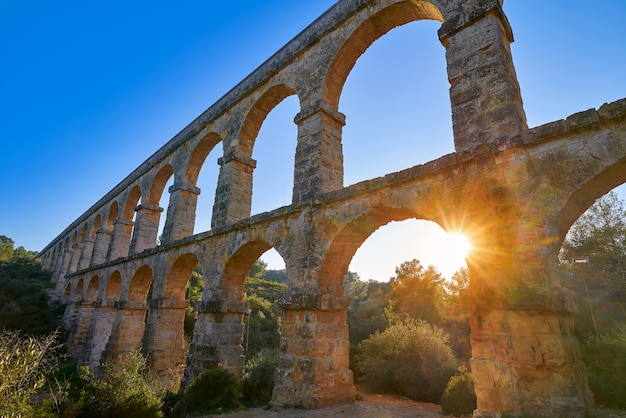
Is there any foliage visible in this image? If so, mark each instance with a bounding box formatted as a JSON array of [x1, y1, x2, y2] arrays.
[[263, 268, 287, 284], [561, 191, 626, 293], [242, 348, 278, 407], [344, 272, 390, 346], [172, 368, 243, 416], [354, 318, 457, 403], [581, 328, 626, 409], [60, 350, 164, 418], [0, 330, 60, 417], [0, 250, 64, 336], [560, 191, 626, 338], [0, 235, 14, 262], [184, 270, 203, 340], [388, 259, 445, 326], [440, 366, 476, 417], [243, 277, 286, 359], [440, 268, 472, 361]]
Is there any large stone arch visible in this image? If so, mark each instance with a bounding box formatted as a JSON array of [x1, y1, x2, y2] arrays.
[[323, 1, 444, 109], [184, 132, 222, 186], [239, 84, 298, 157], [319, 207, 417, 295]]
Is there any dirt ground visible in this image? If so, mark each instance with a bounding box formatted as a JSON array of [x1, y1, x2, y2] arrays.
[[203, 389, 457, 418]]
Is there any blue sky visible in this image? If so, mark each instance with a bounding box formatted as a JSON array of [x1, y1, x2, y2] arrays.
[[1, 1, 625, 281]]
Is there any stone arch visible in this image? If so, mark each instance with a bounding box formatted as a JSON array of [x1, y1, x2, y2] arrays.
[[104, 270, 122, 302], [162, 253, 200, 300], [106, 201, 118, 229], [147, 164, 174, 207], [221, 240, 273, 300], [319, 207, 418, 295], [556, 156, 626, 241], [79, 223, 88, 242], [85, 276, 99, 301], [323, 1, 444, 109], [238, 84, 298, 157], [185, 132, 222, 186], [92, 215, 101, 239], [122, 185, 142, 221], [127, 265, 153, 303]]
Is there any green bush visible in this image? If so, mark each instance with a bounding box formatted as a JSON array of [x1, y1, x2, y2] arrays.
[[60, 350, 164, 418], [172, 368, 243, 416], [440, 366, 476, 417], [242, 348, 278, 406], [0, 330, 60, 418], [581, 328, 626, 409], [354, 318, 457, 403]]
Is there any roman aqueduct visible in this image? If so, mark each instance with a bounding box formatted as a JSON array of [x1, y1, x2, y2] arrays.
[[38, 0, 626, 416]]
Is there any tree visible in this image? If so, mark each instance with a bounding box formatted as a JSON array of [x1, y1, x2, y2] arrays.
[[353, 318, 457, 403], [0, 330, 60, 417], [389, 259, 445, 326], [0, 235, 13, 262], [560, 191, 626, 338], [344, 272, 389, 346], [561, 191, 626, 292]]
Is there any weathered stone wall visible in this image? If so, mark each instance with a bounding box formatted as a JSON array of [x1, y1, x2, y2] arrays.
[[37, 0, 626, 416]]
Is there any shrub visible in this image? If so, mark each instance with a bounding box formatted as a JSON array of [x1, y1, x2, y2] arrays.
[[242, 348, 278, 406], [172, 368, 243, 416], [354, 318, 457, 403], [440, 366, 476, 416], [60, 350, 164, 418], [0, 330, 60, 417], [581, 328, 626, 409]]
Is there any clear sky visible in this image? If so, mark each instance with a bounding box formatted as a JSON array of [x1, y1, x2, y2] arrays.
[[1, 1, 625, 281]]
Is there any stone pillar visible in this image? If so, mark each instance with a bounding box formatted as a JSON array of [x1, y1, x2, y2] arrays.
[[272, 293, 355, 409], [129, 204, 164, 254], [99, 301, 148, 371], [80, 301, 118, 370], [67, 299, 96, 358], [77, 239, 95, 271], [211, 148, 256, 229], [161, 182, 200, 245], [292, 100, 344, 204], [67, 244, 81, 275], [90, 228, 112, 266], [469, 286, 594, 417], [142, 298, 188, 388], [106, 219, 134, 261], [53, 249, 71, 285], [182, 300, 248, 387], [439, 0, 527, 153]]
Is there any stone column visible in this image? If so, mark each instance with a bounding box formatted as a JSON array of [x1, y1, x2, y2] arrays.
[[99, 300, 148, 372], [67, 244, 81, 275], [211, 148, 256, 229], [90, 228, 112, 266], [439, 0, 527, 153], [469, 286, 594, 417], [129, 204, 164, 254], [53, 248, 71, 286], [106, 219, 134, 261], [66, 299, 96, 358], [77, 239, 95, 271], [182, 300, 248, 387], [80, 301, 118, 370], [141, 298, 188, 388], [161, 182, 200, 244], [272, 292, 355, 409], [292, 100, 345, 204]]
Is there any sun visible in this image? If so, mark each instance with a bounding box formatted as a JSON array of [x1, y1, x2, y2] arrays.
[[445, 232, 472, 259], [425, 230, 472, 278]]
